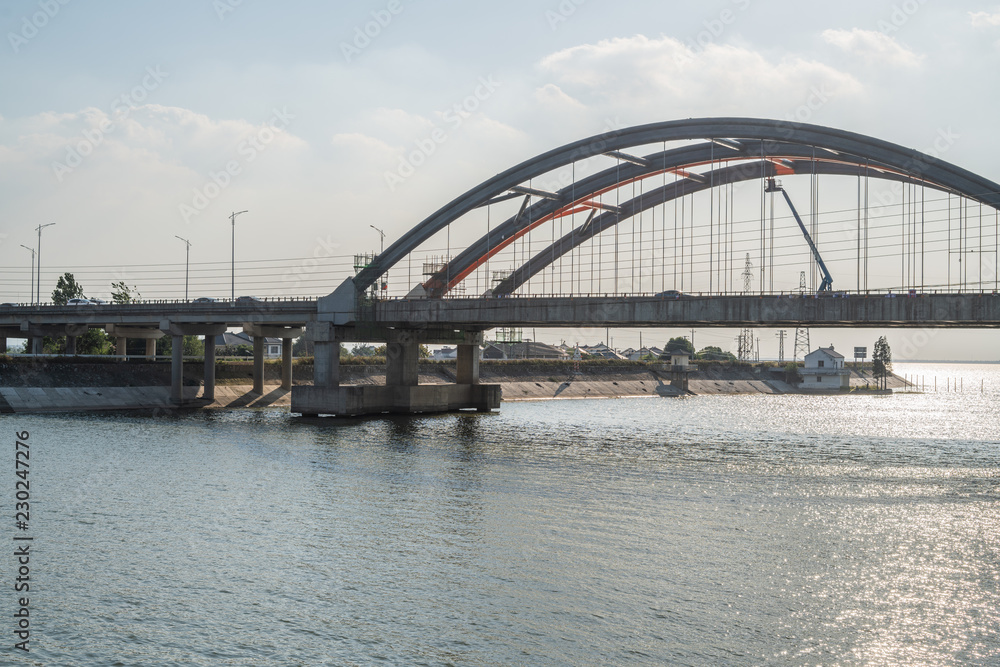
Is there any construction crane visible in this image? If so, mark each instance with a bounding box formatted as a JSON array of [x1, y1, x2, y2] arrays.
[[764, 177, 833, 293]]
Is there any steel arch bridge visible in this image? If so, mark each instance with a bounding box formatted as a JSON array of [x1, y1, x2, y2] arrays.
[[351, 117, 1000, 302]]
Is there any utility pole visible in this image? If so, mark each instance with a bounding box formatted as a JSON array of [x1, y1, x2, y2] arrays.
[[20, 245, 35, 305], [689, 328, 696, 352], [35, 223, 55, 304], [175, 236, 192, 301], [775, 330, 787, 363], [737, 254, 755, 361], [229, 210, 248, 301], [793, 271, 810, 360]]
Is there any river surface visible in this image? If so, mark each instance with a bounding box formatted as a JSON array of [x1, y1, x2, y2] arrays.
[[3, 363, 999, 665]]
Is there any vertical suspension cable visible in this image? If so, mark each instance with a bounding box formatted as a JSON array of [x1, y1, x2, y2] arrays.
[[709, 142, 715, 294], [864, 162, 869, 291], [921, 183, 925, 289], [760, 141, 766, 294], [612, 158, 622, 296], [947, 192, 952, 291], [486, 204, 490, 295]]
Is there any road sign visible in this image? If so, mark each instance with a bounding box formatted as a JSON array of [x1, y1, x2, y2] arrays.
[[854, 346, 867, 359]]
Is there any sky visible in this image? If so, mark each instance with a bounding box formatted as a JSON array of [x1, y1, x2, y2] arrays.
[[2, 0, 1000, 360]]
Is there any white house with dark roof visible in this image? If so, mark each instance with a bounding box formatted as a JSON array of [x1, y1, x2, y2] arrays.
[[801, 346, 850, 390]]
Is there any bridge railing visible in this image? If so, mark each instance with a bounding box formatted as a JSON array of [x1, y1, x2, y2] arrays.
[[378, 288, 1000, 301]]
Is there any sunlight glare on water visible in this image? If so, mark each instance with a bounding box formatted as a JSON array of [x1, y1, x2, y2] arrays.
[[4, 363, 999, 665]]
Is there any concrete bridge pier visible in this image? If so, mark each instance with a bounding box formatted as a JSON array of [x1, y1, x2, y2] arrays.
[[457, 343, 480, 385], [106, 325, 164, 360], [243, 324, 304, 394], [292, 325, 500, 417], [62, 325, 88, 355], [161, 322, 226, 405]]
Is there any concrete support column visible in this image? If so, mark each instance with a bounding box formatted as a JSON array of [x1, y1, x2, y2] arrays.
[[145, 338, 156, 359], [314, 341, 340, 388], [457, 344, 480, 385], [116, 337, 127, 359], [252, 335, 264, 395], [203, 334, 216, 402], [281, 338, 293, 391], [0, 336, 7, 355], [170, 334, 184, 405], [66, 335, 77, 355], [386, 338, 419, 387], [31, 337, 42, 355]]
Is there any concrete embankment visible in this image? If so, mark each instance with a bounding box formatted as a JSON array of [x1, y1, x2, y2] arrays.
[[0, 358, 908, 413]]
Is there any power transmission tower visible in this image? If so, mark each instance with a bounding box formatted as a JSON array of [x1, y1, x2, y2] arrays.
[[775, 330, 787, 363], [793, 270, 811, 361], [737, 254, 755, 361]]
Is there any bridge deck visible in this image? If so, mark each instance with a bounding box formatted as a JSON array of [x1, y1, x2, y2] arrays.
[[374, 293, 1000, 329]]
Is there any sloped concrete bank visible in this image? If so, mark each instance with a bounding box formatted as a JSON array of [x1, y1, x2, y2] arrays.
[[0, 359, 907, 413]]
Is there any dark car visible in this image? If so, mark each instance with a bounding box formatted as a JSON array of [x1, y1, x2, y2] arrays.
[[656, 290, 683, 298], [235, 295, 262, 303]]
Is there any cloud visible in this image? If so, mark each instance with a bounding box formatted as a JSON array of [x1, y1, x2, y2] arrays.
[[822, 28, 923, 68], [536, 35, 862, 120], [970, 10, 1000, 27]]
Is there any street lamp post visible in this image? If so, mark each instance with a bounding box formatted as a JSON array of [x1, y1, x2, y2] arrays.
[[175, 236, 192, 300], [35, 223, 55, 304], [19, 245, 35, 305], [229, 210, 248, 301]]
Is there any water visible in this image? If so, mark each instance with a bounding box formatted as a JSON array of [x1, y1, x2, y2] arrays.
[[3, 363, 999, 665]]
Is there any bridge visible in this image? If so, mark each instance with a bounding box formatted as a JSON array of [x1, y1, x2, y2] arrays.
[[4, 118, 999, 415]]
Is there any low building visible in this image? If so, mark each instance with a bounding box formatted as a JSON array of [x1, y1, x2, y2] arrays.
[[801, 346, 850, 390], [623, 346, 664, 361], [579, 343, 624, 360], [483, 341, 569, 360], [429, 346, 458, 361], [215, 331, 282, 359]]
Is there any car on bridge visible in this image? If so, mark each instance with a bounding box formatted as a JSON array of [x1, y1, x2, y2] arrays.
[[193, 297, 217, 303], [235, 295, 262, 303], [655, 290, 683, 298]]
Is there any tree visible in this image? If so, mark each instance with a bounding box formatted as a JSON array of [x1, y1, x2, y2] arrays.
[[783, 361, 802, 384], [696, 346, 737, 362], [157, 335, 206, 357], [51, 273, 84, 305], [111, 281, 141, 304], [872, 336, 892, 390], [661, 336, 694, 356]]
